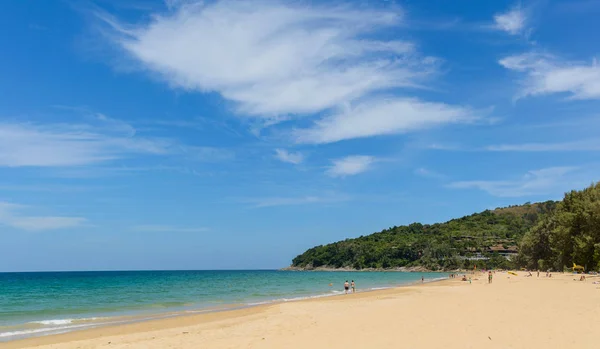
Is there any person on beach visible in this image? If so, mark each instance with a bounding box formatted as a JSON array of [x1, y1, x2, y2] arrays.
[[421, 276, 424, 283], [488, 271, 493, 284], [351, 280, 356, 293], [344, 280, 350, 294]]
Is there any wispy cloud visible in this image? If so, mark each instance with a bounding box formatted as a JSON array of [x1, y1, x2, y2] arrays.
[[0, 184, 98, 193], [500, 52, 600, 100], [493, 5, 528, 36], [274, 149, 304, 164], [414, 167, 445, 179], [0, 202, 86, 231], [0, 122, 170, 167], [486, 139, 600, 152], [294, 98, 479, 144], [0, 120, 231, 167], [100, 0, 438, 118], [448, 166, 583, 197], [131, 224, 208, 233], [238, 194, 351, 208], [179, 146, 235, 162], [326, 155, 376, 177], [424, 143, 464, 151], [94, 113, 137, 136]]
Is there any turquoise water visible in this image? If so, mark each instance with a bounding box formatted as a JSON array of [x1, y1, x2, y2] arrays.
[[0, 270, 447, 341]]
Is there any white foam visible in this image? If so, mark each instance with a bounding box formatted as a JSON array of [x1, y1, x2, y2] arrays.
[[1, 324, 89, 339], [28, 317, 100, 326], [29, 319, 74, 326], [2, 318, 112, 341]]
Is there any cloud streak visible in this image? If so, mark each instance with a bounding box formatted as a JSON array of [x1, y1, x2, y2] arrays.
[[486, 140, 600, 152], [0, 122, 171, 167], [500, 52, 600, 100], [0, 202, 86, 231], [294, 98, 479, 144], [237, 194, 351, 208], [448, 167, 584, 197], [131, 225, 208, 233], [414, 167, 445, 179], [0, 120, 231, 168]]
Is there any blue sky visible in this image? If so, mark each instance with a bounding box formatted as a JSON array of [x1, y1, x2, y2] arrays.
[[1, 0, 600, 271]]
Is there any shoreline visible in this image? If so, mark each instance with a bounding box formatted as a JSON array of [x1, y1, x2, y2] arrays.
[[3, 276, 450, 348], [7, 271, 599, 349], [1, 274, 449, 344]]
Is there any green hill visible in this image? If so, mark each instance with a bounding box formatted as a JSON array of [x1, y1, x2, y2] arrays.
[[290, 201, 558, 271], [292, 182, 600, 272]]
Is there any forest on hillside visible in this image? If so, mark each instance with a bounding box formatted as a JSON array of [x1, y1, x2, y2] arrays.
[[517, 182, 600, 271], [291, 182, 600, 271]]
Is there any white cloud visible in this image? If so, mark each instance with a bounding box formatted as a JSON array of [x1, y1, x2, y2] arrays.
[[0, 122, 171, 167], [101, 0, 437, 117], [500, 52, 600, 100], [294, 98, 479, 144], [486, 139, 600, 152], [493, 6, 527, 35], [0, 202, 86, 231], [274, 149, 304, 164], [448, 166, 582, 197], [326, 155, 376, 177], [131, 225, 208, 233]]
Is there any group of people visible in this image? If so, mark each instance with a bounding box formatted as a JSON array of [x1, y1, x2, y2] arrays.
[[343, 280, 356, 294]]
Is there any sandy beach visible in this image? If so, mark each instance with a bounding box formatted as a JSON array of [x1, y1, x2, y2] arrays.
[[5, 271, 600, 349]]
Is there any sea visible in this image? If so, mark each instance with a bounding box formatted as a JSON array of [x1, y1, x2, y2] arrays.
[[0, 270, 448, 341]]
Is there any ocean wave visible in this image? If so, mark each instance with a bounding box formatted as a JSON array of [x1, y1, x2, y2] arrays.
[[29, 319, 74, 326], [1, 318, 119, 341], [245, 289, 349, 306], [1, 323, 92, 339], [28, 317, 100, 326]]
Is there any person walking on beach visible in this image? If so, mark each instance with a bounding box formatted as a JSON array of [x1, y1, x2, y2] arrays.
[[344, 280, 350, 294], [351, 280, 356, 293], [488, 271, 493, 284]]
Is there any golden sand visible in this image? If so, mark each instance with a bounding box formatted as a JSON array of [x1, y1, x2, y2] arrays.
[[5, 271, 600, 349]]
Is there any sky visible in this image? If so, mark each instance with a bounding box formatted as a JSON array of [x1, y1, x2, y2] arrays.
[[1, 0, 600, 272]]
